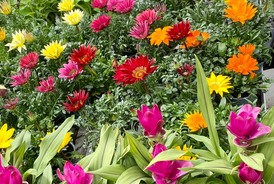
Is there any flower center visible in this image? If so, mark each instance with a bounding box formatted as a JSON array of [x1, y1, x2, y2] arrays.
[[132, 66, 147, 79], [210, 82, 220, 90], [69, 69, 77, 76]]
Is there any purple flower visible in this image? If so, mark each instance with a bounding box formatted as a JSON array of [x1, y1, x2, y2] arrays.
[[137, 104, 165, 137], [238, 162, 263, 184], [227, 104, 271, 147], [0, 154, 23, 184], [147, 144, 193, 184], [57, 161, 93, 184]]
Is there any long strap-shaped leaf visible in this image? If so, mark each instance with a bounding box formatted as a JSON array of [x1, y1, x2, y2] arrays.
[[116, 166, 154, 184]]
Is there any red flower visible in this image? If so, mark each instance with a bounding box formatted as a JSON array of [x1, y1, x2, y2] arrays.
[[177, 63, 194, 77], [167, 20, 191, 40], [90, 14, 111, 33], [91, 0, 108, 9], [63, 90, 89, 112], [114, 55, 157, 85], [35, 76, 55, 93], [19, 52, 39, 69], [69, 45, 97, 66]]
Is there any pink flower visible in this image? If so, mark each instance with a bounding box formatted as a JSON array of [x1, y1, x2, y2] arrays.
[[114, 0, 136, 13], [135, 9, 160, 25], [57, 161, 93, 184], [10, 69, 31, 87], [91, 0, 108, 9], [58, 60, 83, 80], [0, 155, 23, 184], [129, 21, 149, 39], [3, 98, 19, 110], [90, 14, 111, 33], [35, 76, 55, 93], [107, 0, 119, 11], [19, 52, 39, 69], [238, 162, 263, 184]]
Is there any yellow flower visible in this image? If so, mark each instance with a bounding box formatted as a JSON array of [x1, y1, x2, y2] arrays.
[[182, 111, 207, 132], [41, 131, 72, 152], [147, 26, 172, 46], [238, 43, 256, 55], [5, 30, 26, 53], [0, 0, 12, 15], [62, 9, 84, 26], [206, 72, 233, 97], [0, 123, 15, 148], [58, 0, 75, 12], [41, 41, 66, 59], [0, 27, 6, 41], [176, 145, 197, 160]]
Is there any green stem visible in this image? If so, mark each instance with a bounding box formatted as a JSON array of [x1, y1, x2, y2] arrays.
[[85, 65, 97, 76]]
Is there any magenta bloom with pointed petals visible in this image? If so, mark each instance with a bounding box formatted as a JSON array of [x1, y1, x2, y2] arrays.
[[136, 9, 160, 25], [238, 162, 263, 184], [0, 155, 23, 184], [90, 14, 111, 33], [10, 69, 31, 87], [107, 0, 119, 11], [130, 21, 149, 39], [58, 60, 83, 80], [19, 52, 39, 69], [91, 0, 108, 9], [35, 76, 55, 93], [57, 161, 93, 184], [114, 0, 136, 13], [3, 98, 19, 110]]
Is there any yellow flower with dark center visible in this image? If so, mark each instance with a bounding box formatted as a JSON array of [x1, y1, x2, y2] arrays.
[[41, 131, 72, 152], [147, 26, 172, 46], [0, 27, 6, 41], [41, 41, 66, 59], [0, 123, 15, 148], [5, 30, 26, 52], [206, 72, 233, 97], [238, 43, 256, 55], [0, 0, 11, 15], [58, 0, 75, 12], [62, 9, 84, 26], [182, 111, 207, 132], [176, 144, 197, 160]]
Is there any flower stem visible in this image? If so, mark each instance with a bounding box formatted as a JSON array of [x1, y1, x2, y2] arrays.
[[85, 65, 97, 76]]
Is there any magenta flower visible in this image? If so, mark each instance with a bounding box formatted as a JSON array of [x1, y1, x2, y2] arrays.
[[3, 98, 19, 110], [0, 155, 23, 184], [19, 52, 39, 69], [135, 9, 160, 25], [35, 76, 55, 93], [147, 144, 194, 184], [10, 69, 31, 87], [114, 0, 136, 13], [227, 104, 271, 147], [238, 162, 263, 184], [107, 0, 119, 11], [129, 21, 149, 40], [137, 104, 165, 137], [57, 161, 93, 184], [90, 14, 111, 33], [91, 0, 108, 9], [58, 60, 83, 80]]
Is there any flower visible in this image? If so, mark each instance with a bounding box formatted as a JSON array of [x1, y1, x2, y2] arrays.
[[182, 110, 207, 132], [69, 45, 97, 66], [41, 41, 66, 59], [147, 26, 172, 46], [63, 9, 84, 26], [42, 131, 72, 152], [206, 72, 233, 97], [176, 144, 197, 160], [135, 9, 160, 25], [91, 0, 108, 9], [19, 52, 39, 69], [113, 55, 158, 85], [180, 29, 210, 49], [129, 21, 150, 40], [10, 69, 31, 87], [238, 43, 256, 55], [0, 124, 14, 148], [227, 104, 271, 147], [147, 143, 194, 184], [90, 14, 111, 33], [0, 85, 8, 98], [225, 0, 247, 6], [137, 104, 165, 138], [35, 76, 55, 93], [0, 0, 11, 15], [3, 98, 19, 110], [57, 161, 93, 184], [5, 30, 26, 52], [238, 162, 263, 184], [58, 60, 83, 80], [0, 155, 23, 184], [63, 90, 89, 112], [0, 27, 6, 41], [107, 0, 119, 11], [22, 30, 34, 42], [224, 0, 257, 24], [58, 0, 75, 12], [177, 63, 194, 77], [114, 0, 136, 13], [226, 53, 259, 77], [167, 20, 191, 40]]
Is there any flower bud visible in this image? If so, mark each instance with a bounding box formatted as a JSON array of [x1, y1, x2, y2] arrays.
[[238, 162, 263, 184]]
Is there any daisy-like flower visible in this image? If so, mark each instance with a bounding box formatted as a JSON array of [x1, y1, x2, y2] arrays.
[[115, 0, 136, 14], [225, 0, 247, 6], [69, 45, 97, 66], [135, 9, 160, 25], [63, 90, 89, 112], [58, 0, 75, 12], [0, 0, 11, 15], [10, 69, 31, 87], [177, 63, 194, 77], [90, 14, 111, 33], [182, 111, 207, 132], [41, 131, 72, 152], [91, 0, 108, 9], [35, 76, 55, 93], [0, 123, 15, 148], [3, 98, 19, 110], [114, 55, 158, 85], [107, 0, 119, 11], [167, 20, 191, 41], [147, 26, 172, 46], [63, 9, 84, 26], [129, 21, 150, 40], [226, 53, 259, 76], [41, 41, 66, 60], [0, 27, 6, 41], [176, 144, 197, 160], [238, 43, 256, 55], [206, 72, 233, 97], [5, 30, 26, 53], [22, 30, 35, 43], [19, 52, 39, 69], [58, 60, 83, 80], [224, 0, 257, 24], [180, 30, 210, 49]]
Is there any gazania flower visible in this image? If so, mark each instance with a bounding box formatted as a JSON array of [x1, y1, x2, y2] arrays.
[[167, 20, 191, 40], [3, 98, 19, 110], [225, 0, 247, 6], [0, 0, 11, 15], [147, 26, 172, 46], [35, 76, 55, 93], [58, 0, 75, 12], [19, 52, 39, 69], [177, 63, 194, 77], [23, 30, 34, 42], [0, 123, 15, 148], [63, 9, 84, 26], [114, 0, 136, 14], [10, 69, 31, 87], [226, 53, 259, 76], [90, 14, 111, 33], [114, 55, 158, 85], [63, 89, 89, 112], [238, 43, 256, 55], [206, 72, 232, 97], [69, 45, 97, 66], [176, 144, 197, 160], [41, 41, 66, 59], [135, 9, 160, 25], [41, 131, 72, 152], [5, 30, 26, 52], [181, 30, 210, 49], [0, 27, 6, 41], [91, 0, 108, 9], [107, 0, 119, 11], [129, 21, 150, 40], [182, 111, 207, 132], [58, 60, 83, 80]]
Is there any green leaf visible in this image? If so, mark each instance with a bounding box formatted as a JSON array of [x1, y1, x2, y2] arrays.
[[185, 177, 208, 184], [91, 164, 125, 181], [250, 136, 274, 146], [40, 164, 53, 184], [239, 153, 265, 171], [23, 169, 37, 181], [12, 142, 26, 168], [78, 152, 95, 171], [191, 149, 220, 161], [187, 134, 215, 154], [116, 166, 154, 184]]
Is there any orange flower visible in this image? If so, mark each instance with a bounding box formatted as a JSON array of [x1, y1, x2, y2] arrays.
[[225, 0, 247, 6], [180, 30, 210, 49], [238, 43, 256, 55], [181, 111, 207, 132], [226, 53, 259, 77], [147, 26, 172, 46]]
